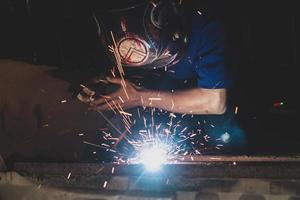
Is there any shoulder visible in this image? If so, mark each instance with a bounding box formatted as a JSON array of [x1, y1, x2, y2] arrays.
[[190, 12, 226, 42]]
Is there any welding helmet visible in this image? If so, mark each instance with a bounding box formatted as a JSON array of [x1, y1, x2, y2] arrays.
[[93, 0, 190, 69]]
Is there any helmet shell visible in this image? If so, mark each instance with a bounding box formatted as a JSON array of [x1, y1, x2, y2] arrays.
[[93, 0, 190, 69]]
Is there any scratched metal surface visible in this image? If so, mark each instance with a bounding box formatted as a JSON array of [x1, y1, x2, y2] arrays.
[[13, 156, 300, 181]]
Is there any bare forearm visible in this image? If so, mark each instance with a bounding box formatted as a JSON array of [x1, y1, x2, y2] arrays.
[[138, 88, 227, 115]]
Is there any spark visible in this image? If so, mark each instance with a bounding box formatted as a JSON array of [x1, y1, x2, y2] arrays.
[[171, 99, 175, 110], [111, 100, 120, 112], [83, 141, 116, 151], [204, 135, 210, 142], [61, 99, 67, 103], [235, 106, 239, 114], [119, 111, 132, 116], [137, 107, 141, 118], [273, 101, 284, 107], [96, 166, 104, 174], [180, 127, 188, 133], [113, 127, 131, 149], [103, 181, 108, 188], [169, 113, 176, 118], [110, 31, 124, 75], [101, 143, 110, 148], [108, 45, 114, 52], [111, 67, 116, 77], [95, 110, 123, 135], [197, 10, 202, 15], [143, 116, 147, 128], [164, 50, 172, 56], [140, 96, 145, 106], [148, 97, 162, 101], [109, 31, 129, 99], [122, 118, 131, 129], [67, 172, 71, 179], [111, 167, 115, 174], [118, 96, 124, 103], [150, 1, 157, 7]]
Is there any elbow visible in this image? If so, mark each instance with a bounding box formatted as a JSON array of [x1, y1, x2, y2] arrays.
[[207, 91, 227, 115], [210, 101, 227, 115]]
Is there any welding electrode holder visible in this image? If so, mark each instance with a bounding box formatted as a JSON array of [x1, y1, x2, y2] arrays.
[[76, 77, 120, 104]]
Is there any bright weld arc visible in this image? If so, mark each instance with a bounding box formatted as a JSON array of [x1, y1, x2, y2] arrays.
[[138, 145, 168, 172]]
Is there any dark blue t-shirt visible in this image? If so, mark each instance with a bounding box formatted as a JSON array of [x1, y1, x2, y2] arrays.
[[167, 12, 232, 89]]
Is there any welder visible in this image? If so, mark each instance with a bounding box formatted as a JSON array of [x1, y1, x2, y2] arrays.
[[81, 0, 247, 154]]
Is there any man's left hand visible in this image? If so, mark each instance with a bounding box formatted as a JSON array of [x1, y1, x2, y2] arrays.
[[90, 77, 141, 112]]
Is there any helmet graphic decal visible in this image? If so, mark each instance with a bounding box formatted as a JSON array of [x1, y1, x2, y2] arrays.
[[118, 37, 149, 66]]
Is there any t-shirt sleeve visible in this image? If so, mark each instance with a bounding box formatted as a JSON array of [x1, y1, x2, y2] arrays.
[[192, 17, 232, 89]]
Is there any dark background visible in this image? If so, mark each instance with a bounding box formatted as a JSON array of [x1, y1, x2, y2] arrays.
[[0, 0, 299, 157]]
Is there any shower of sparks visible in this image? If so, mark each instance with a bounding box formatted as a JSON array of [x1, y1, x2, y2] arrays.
[[83, 105, 227, 165]]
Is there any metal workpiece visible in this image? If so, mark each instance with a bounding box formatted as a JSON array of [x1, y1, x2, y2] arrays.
[[0, 156, 300, 199], [13, 156, 300, 180]]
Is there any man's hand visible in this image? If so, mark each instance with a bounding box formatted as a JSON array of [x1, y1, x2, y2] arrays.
[[90, 77, 141, 111]]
